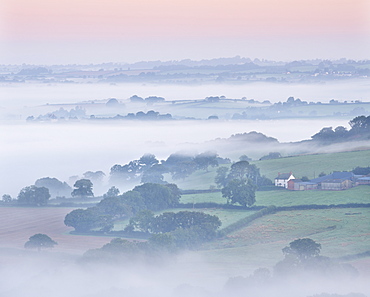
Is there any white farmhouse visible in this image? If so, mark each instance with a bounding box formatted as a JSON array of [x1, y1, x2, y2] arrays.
[[275, 172, 295, 188]]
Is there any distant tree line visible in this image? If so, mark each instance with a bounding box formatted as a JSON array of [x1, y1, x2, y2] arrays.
[[110, 151, 222, 185], [91, 110, 173, 121], [311, 115, 370, 143]]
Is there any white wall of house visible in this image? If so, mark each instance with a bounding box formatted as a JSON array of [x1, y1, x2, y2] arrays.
[[275, 174, 295, 188]]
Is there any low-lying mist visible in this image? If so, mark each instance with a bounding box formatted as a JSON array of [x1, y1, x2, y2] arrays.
[[1, 80, 369, 109], [0, 248, 368, 297], [0, 118, 359, 196]]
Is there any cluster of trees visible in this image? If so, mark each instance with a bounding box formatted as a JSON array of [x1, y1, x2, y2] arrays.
[[10, 178, 96, 206], [64, 183, 180, 232], [17, 186, 51, 206], [82, 236, 174, 264], [311, 115, 370, 142], [215, 160, 272, 207], [35, 177, 72, 198], [225, 238, 358, 293], [127, 210, 221, 245], [129, 95, 165, 104], [274, 238, 357, 278], [259, 152, 282, 161], [82, 210, 222, 262], [110, 151, 220, 185], [26, 106, 86, 122], [93, 110, 173, 121], [352, 166, 370, 175], [24, 233, 57, 251]]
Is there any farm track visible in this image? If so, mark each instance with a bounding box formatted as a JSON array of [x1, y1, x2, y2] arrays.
[[0, 207, 115, 254]]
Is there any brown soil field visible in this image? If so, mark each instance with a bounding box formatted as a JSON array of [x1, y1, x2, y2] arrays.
[[0, 207, 115, 255]]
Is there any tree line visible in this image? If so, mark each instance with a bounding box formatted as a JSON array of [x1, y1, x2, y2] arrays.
[[311, 115, 370, 143]]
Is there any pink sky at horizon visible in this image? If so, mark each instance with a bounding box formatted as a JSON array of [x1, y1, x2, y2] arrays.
[[1, 0, 370, 64]]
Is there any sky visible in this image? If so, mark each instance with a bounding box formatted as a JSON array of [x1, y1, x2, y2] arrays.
[[1, 0, 370, 64]]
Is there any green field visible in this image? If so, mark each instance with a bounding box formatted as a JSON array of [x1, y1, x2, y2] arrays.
[[199, 208, 370, 274], [255, 186, 370, 207], [168, 149, 370, 190], [180, 185, 370, 207], [254, 149, 370, 181]]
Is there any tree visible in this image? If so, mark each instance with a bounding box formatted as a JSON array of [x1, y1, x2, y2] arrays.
[[141, 164, 167, 184], [129, 210, 155, 233], [133, 183, 180, 211], [229, 161, 250, 180], [139, 153, 159, 168], [349, 115, 370, 133], [97, 196, 129, 218], [194, 151, 218, 171], [129, 95, 144, 102], [17, 185, 50, 206], [64, 208, 111, 232], [110, 160, 142, 183], [120, 190, 146, 214], [163, 152, 197, 180], [71, 179, 94, 198], [221, 179, 256, 207], [83, 171, 105, 185], [301, 176, 309, 182], [259, 152, 282, 161], [239, 155, 252, 162], [103, 186, 120, 198], [2, 194, 12, 203], [35, 177, 72, 198], [215, 167, 229, 188], [275, 238, 357, 279], [24, 234, 57, 251], [106, 98, 119, 107], [311, 127, 336, 142], [282, 238, 321, 261]]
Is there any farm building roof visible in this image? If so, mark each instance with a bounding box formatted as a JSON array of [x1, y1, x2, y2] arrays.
[[321, 179, 346, 184], [310, 171, 354, 184], [275, 173, 293, 179]]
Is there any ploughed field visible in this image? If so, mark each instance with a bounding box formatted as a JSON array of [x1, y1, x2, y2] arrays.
[[0, 207, 114, 254]]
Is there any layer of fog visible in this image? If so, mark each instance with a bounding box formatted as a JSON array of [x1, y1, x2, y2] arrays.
[[1, 80, 369, 111], [1, 80, 369, 196], [0, 118, 359, 197], [0, 249, 368, 297]]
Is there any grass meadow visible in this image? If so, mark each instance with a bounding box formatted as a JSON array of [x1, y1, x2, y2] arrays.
[[169, 149, 370, 190], [199, 208, 370, 274], [180, 185, 370, 207], [254, 149, 370, 181]]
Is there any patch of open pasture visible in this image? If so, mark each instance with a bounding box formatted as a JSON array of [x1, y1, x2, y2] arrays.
[[203, 208, 370, 260], [254, 149, 370, 181], [289, 102, 370, 117], [0, 207, 114, 254], [180, 191, 224, 204], [180, 184, 370, 207], [198, 241, 284, 276], [165, 168, 218, 190], [255, 185, 370, 207]]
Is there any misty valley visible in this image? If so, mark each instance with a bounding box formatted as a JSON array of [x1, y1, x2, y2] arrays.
[[1, 58, 370, 297]]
